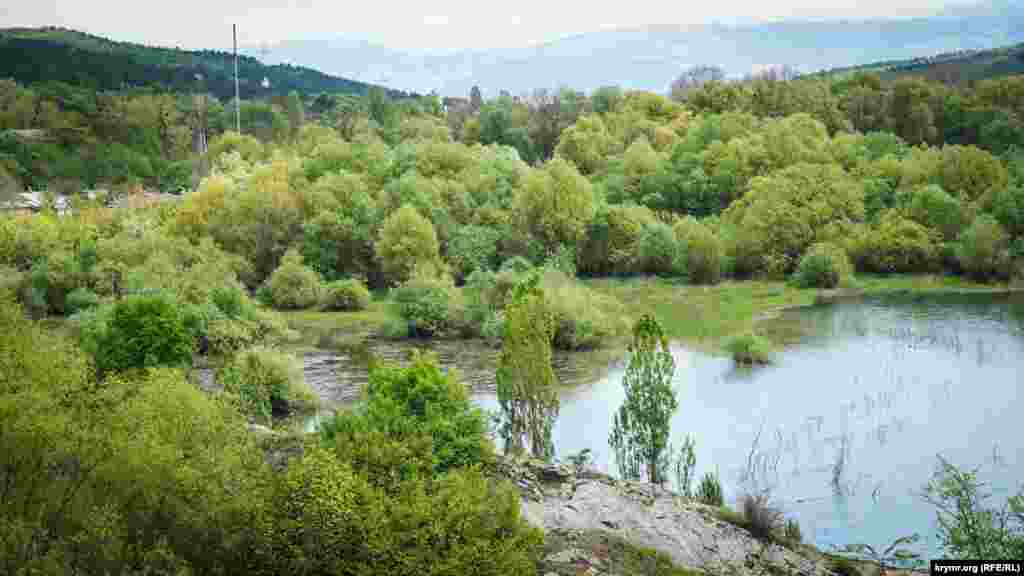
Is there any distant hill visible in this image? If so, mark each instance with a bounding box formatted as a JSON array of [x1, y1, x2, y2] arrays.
[[246, 0, 1024, 97], [0, 27, 411, 100], [811, 41, 1024, 84]]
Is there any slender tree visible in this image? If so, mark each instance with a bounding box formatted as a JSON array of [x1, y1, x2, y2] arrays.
[[609, 314, 678, 484], [496, 271, 559, 460]]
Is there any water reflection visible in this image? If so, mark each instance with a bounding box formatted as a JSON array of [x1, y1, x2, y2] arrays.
[[471, 292, 1024, 560]]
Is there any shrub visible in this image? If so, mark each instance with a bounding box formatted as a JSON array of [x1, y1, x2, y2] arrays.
[[217, 347, 316, 423], [674, 217, 722, 284], [741, 492, 783, 541], [725, 333, 772, 364], [64, 287, 100, 315], [831, 556, 861, 576], [792, 243, 853, 289], [906, 184, 964, 242], [696, 472, 724, 506], [88, 292, 193, 375], [514, 157, 596, 254], [391, 270, 457, 337], [540, 268, 629, 350], [577, 204, 657, 276], [260, 248, 323, 310], [848, 213, 939, 274], [447, 224, 501, 282], [636, 221, 681, 276], [320, 278, 371, 311], [956, 216, 1012, 282], [376, 205, 445, 287], [783, 518, 803, 545]]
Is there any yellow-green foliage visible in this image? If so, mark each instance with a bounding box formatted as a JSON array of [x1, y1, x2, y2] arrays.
[[217, 346, 316, 423], [848, 212, 940, 274], [725, 332, 772, 364], [673, 216, 723, 284], [555, 115, 616, 175], [956, 216, 1011, 282], [392, 268, 459, 337], [514, 157, 596, 254], [321, 278, 371, 311], [540, 268, 629, 350], [726, 163, 865, 277], [376, 205, 444, 285], [260, 248, 323, 310], [578, 204, 658, 276], [938, 145, 1009, 202], [793, 242, 854, 289]]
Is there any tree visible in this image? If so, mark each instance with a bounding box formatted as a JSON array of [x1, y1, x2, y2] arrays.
[[285, 90, 304, 140], [496, 271, 559, 460], [375, 205, 443, 285], [670, 65, 726, 102], [470, 85, 483, 112], [609, 314, 678, 485]]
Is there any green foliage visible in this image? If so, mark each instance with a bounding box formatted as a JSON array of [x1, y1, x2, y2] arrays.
[[86, 291, 193, 375], [956, 216, 1012, 282], [447, 224, 501, 282], [922, 455, 1024, 558], [636, 221, 681, 277], [673, 217, 723, 284], [783, 519, 803, 545], [831, 556, 861, 576], [515, 157, 596, 255], [578, 204, 657, 276], [217, 346, 315, 423], [673, 435, 697, 498], [325, 352, 491, 477], [848, 213, 940, 274], [725, 333, 772, 364], [320, 278, 371, 311], [391, 270, 457, 337], [610, 314, 678, 485], [65, 286, 99, 314], [988, 184, 1024, 237], [497, 271, 560, 460], [696, 471, 724, 506], [376, 204, 444, 285], [260, 248, 323, 310], [539, 268, 629, 350], [792, 242, 854, 289], [906, 184, 965, 241]]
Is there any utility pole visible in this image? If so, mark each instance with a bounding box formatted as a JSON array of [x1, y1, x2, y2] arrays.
[[233, 24, 241, 134]]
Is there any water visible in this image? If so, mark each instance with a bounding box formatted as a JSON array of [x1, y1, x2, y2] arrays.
[[474, 292, 1024, 559], [298, 292, 1023, 558]]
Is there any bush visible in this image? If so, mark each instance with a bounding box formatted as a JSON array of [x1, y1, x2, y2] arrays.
[[636, 221, 681, 276], [831, 556, 861, 576], [725, 333, 772, 364], [956, 216, 1012, 282], [577, 204, 657, 276], [906, 184, 964, 242], [87, 292, 193, 375], [321, 278, 371, 311], [64, 287, 100, 315], [792, 243, 853, 289], [540, 268, 629, 350], [741, 492, 783, 541], [848, 213, 939, 274], [391, 270, 457, 337], [674, 217, 722, 284], [783, 518, 803, 545], [696, 472, 724, 506], [260, 248, 323, 310], [217, 347, 316, 423], [376, 205, 444, 285], [447, 225, 501, 282]]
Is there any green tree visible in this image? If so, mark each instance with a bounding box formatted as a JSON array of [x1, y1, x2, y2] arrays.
[[89, 292, 193, 376], [609, 314, 678, 485], [514, 157, 596, 255], [375, 205, 444, 285], [285, 90, 304, 140], [496, 271, 559, 460]]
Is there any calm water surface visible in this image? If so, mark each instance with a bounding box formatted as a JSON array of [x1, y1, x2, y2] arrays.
[[474, 292, 1024, 558]]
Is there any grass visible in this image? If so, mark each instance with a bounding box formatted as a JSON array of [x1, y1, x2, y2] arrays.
[[278, 297, 394, 350], [541, 529, 701, 576], [586, 274, 1013, 355]]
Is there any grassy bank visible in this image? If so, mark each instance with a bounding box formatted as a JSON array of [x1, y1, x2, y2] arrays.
[[586, 274, 1009, 354]]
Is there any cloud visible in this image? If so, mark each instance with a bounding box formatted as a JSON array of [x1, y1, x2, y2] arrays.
[[3, 0, 966, 52]]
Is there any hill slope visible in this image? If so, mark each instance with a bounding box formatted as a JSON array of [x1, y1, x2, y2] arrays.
[[813, 41, 1024, 84], [0, 27, 410, 100], [247, 0, 1024, 97]]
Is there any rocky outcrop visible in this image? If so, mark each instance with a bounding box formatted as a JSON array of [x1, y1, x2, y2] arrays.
[[495, 455, 835, 576]]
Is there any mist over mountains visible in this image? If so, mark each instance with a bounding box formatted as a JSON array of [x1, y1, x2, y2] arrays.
[[243, 0, 1024, 97]]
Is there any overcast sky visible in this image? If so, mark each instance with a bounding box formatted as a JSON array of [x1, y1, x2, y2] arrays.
[[3, 0, 978, 53]]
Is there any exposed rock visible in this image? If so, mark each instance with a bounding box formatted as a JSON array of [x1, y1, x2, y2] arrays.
[[496, 455, 834, 576]]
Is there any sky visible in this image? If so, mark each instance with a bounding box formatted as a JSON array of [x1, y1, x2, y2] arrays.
[[2, 0, 979, 54]]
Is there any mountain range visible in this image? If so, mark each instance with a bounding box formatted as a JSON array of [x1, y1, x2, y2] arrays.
[[243, 0, 1024, 97]]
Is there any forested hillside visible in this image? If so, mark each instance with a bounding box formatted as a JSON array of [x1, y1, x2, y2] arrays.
[[812, 41, 1024, 84], [0, 27, 411, 100]]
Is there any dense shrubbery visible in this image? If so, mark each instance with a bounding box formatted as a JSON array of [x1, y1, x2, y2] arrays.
[[321, 277, 371, 311], [82, 291, 193, 375], [725, 333, 772, 364], [391, 269, 459, 337], [259, 248, 323, 310], [956, 216, 1012, 281], [217, 347, 316, 423], [793, 242, 854, 289]]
